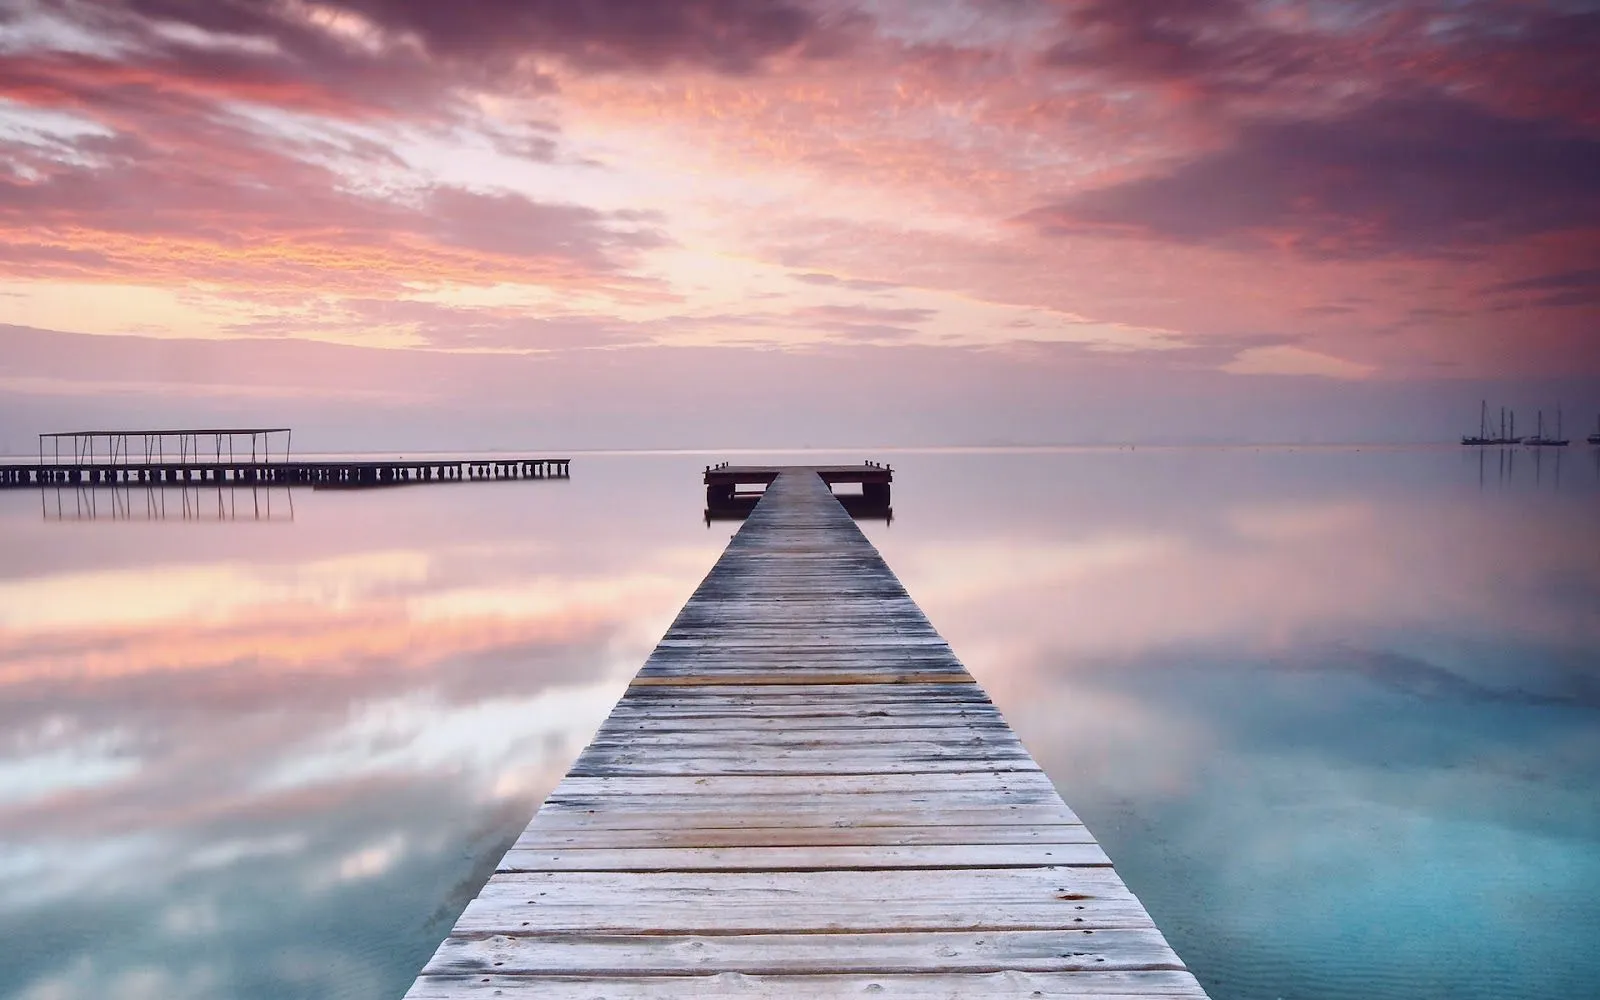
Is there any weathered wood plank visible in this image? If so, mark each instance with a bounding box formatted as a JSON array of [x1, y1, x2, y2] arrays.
[[548, 772, 1060, 796], [407, 971, 1209, 999], [513, 824, 1093, 851], [595, 717, 1016, 735], [609, 682, 997, 701], [405, 468, 1206, 999], [627, 672, 975, 687], [539, 787, 1070, 814], [452, 868, 1150, 935], [566, 757, 1038, 777], [574, 742, 1035, 765], [422, 928, 1182, 975], [499, 842, 1110, 871], [526, 805, 1083, 834], [582, 727, 1025, 749]]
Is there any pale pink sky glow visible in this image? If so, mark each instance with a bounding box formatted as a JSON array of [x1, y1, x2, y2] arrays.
[[1, 0, 1596, 448]]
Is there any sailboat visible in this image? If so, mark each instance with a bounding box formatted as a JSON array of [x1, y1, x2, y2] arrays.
[[1522, 408, 1571, 447], [1461, 400, 1493, 445], [1491, 406, 1518, 445], [1463, 402, 1520, 445], [1587, 414, 1600, 446]]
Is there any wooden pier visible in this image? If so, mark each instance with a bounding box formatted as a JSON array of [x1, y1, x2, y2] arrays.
[[407, 466, 1207, 998], [0, 427, 569, 489], [0, 457, 569, 489]]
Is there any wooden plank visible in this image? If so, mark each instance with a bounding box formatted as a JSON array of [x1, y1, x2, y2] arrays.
[[578, 727, 1023, 746], [541, 786, 1068, 812], [547, 772, 1059, 796], [408, 971, 1209, 999], [595, 716, 1016, 733], [499, 842, 1111, 870], [422, 928, 1181, 975], [541, 798, 1067, 819], [627, 672, 974, 686], [609, 682, 995, 698], [602, 695, 1004, 709], [526, 806, 1083, 834], [565, 759, 1040, 777], [405, 468, 1206, 999], [581, 729, 1029, 751], [451, 868, 1150, 935], [513, 824, 1093, 851], [574, 742, 1035, 764], [459, 865, 1137, 902]]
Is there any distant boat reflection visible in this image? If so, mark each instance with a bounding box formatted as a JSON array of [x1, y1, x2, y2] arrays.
[[1472, 443, 1593, 490], [40, 484, 296, 521]]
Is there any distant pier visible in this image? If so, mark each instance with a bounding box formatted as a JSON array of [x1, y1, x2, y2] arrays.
[[0, 428, 569, 489], [406, 465, 1206, 998]]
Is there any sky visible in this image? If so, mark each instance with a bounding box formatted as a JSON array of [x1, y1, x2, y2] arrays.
[[1, 0, 1598, 450]]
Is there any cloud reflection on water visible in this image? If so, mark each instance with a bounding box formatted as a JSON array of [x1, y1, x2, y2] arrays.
[[0, 461, 723, 999], [868, 447, 1600, 1000]]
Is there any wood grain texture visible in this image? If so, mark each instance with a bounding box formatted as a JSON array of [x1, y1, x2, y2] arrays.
[[404, 468, 1208, 998], [407, 970, 1208, 999]]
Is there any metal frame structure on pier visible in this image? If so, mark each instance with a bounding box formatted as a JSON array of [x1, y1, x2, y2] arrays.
[[39, 428, 291, 466]]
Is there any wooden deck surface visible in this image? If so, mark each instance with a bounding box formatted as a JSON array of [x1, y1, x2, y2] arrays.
[[406, 469, 1207, 998], [704, 464, 890, 482]]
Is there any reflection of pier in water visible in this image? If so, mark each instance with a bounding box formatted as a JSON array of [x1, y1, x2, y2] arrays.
[[41, 485, 296, 521], [704, 461, 892, 524]]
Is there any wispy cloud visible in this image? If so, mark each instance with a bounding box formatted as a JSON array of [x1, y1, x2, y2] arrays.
[[0, 0, 1596, 435]]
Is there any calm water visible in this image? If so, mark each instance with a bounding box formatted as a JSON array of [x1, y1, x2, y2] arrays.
[[2, 446, 1597, 1000]]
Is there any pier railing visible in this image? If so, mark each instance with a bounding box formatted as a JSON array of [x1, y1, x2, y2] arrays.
[[39, 427, 292, 466]]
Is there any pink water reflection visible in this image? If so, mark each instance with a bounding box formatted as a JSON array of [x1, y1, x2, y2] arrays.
[[868, 446, 1600, 1000], [0, 457, 724, 999]]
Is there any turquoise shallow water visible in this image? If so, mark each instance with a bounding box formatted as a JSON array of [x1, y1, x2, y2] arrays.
[[1, 445, 1596, 999]]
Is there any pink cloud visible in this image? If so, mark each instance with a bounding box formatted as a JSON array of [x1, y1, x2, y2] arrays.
[[1021, 95, 1600, 259], [0, 0, 1596, 391]]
